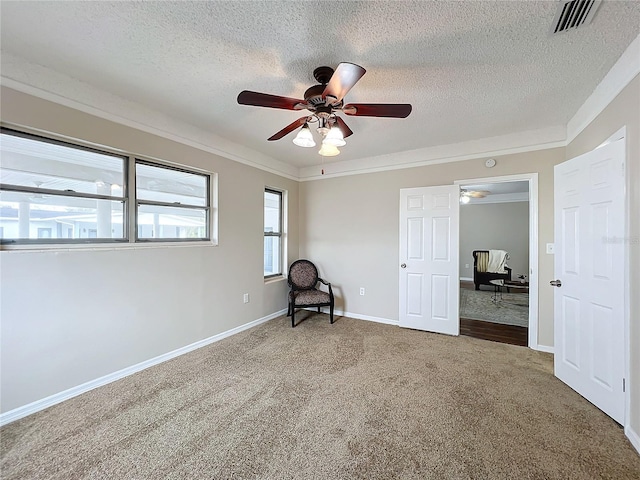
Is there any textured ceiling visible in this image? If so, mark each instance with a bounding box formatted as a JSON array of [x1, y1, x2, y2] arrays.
[[1, 1, 640, 170]]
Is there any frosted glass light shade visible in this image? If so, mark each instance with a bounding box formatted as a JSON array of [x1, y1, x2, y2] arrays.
[[293, 125, 316, 147], [324, 125, 346, 147], [460, 195, 470, 204], [318, 142, 340, 157]]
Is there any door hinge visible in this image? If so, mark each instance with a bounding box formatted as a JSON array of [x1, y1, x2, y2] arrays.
[[623, 378, 626, 392]]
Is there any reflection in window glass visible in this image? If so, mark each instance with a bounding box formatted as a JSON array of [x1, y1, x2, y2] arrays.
[[136, 162, 207, 206], [137, 204, 207, 240], [0, 191, 125, 241]]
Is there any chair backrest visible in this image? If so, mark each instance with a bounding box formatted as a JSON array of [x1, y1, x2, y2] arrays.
[[288, 259, 319, 290], [473, 250, 489, 272]]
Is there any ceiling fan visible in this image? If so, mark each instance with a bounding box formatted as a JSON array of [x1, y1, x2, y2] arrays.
[[237, 62, 412, 157], [460, 189, 491, 203]]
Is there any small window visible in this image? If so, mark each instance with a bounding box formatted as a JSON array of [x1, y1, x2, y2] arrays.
[[135, 160, 210, 241], [264, 189, 282, 277], [0, 128, 127, 244]]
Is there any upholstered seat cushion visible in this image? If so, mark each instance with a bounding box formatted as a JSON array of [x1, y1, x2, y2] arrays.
[[291, 289, 331, 305]]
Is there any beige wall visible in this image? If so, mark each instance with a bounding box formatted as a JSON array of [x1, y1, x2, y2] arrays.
[[0, 87, 299, 412], [459, 202, 529, 280], [566, 74, 640, 437], [300, 147, 563, 346]]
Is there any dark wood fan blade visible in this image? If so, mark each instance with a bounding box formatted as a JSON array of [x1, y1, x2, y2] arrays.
[[267, 117, 309, 141], [334, 116, 353, 138], [342, 103, 412, 118], [322, 63, 366, 104], [238, 91, 307, 110]]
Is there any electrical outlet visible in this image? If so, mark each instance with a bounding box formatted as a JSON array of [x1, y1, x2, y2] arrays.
[[243, 293, 250, 303], [465, 263, 470, 269], [546, 243, 555, 254], [359, 287, 365, 296]]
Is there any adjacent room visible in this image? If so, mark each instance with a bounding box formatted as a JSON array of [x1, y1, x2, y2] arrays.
[[1, 1, 640, 478], [458, 180, 531, 346]]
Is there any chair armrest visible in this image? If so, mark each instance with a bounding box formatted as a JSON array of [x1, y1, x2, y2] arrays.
[[318, 278, 333, 296]]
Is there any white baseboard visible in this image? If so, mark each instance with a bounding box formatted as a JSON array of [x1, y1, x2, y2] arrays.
[[626, 425, 640, 455], [0, 309, 286, 427], [312, 307, 398, 326], [534, 344, 554, 354], [460, 276, 474, 282]]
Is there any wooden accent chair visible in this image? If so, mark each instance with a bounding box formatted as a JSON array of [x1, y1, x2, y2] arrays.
[[287, 259, 334, 327], [472, 250, 512, 290]]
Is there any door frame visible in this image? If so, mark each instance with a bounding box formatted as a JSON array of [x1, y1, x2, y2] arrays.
[[597, 127, 632, 434], [454, 173, 540, 350]]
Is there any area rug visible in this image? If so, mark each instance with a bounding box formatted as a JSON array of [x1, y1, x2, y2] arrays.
[[460, 288, 529, 327]]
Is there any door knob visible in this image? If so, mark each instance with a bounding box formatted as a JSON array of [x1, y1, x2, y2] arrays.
[[550, 279, 562, 287], [401, 263, 407, 268]]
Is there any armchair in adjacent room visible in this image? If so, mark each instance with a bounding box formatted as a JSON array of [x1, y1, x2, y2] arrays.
[[472, 250, 512, 290], [287, 259, 334, 327]]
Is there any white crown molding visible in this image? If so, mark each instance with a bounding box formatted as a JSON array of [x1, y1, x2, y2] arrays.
[[567, 33, 640, 144], [0, 309, 287, 426], [0, 54, 299, 180], [299, 127, 566, 181]]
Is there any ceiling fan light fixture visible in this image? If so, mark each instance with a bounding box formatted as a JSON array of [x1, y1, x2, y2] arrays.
[[292, 123, 316, 148], [460, 194, 470, 204], [323, 125, 346, 147], [318, 142, 340, 157]]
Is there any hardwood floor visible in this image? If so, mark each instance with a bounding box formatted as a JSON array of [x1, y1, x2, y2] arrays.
[[459, 280, 528, 346]]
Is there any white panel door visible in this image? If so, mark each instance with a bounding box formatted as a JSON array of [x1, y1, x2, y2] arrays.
[[553, 139, 626, 424], [399, 185, 459, 335]]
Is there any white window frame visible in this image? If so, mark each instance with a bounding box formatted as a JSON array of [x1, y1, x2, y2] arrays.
[[134, 159, 211, 243], [264, 187, 285, 279]]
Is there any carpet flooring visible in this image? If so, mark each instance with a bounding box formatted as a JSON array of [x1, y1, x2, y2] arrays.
[[460, 288, 529, 327], [2, 314, 639, 479]]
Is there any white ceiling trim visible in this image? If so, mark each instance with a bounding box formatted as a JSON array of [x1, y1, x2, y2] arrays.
[[567, 33, 640, 144], [298, 127, 566, 181], [0, 55, 299, 180]]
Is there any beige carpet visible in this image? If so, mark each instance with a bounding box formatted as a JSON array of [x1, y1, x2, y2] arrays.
[[2, 313, 639, 479]]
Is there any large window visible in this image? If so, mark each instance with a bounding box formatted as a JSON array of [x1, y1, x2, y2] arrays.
[[264, 188, 282, 277], [0, 128, 213, 245]]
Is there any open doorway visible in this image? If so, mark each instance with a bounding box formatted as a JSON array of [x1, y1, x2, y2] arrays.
[[456, 177, 534, 346]]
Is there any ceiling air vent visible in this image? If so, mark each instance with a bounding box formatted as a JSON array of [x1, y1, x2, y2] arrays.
[[551, 0, 602, 34]]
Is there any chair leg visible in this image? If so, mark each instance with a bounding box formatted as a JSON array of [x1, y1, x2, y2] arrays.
[[291, 306, 296, 327], [475, 283, 480, 290], [287, 302, 291, 317], [317, 307, 321, 313], [330, 302, 334, 324]]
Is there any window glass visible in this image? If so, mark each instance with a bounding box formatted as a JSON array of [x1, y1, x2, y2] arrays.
[[137, 204, 207, 240], [0, 190, 125, 241], [264, 235, 281, 276], [0, 129, 127, 243], [135, 160, 210, 241], [264, 189, 283, 277], [264, 190, 281, 234], [136, 162, 207, 206], [0, 132, 125, 196]]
